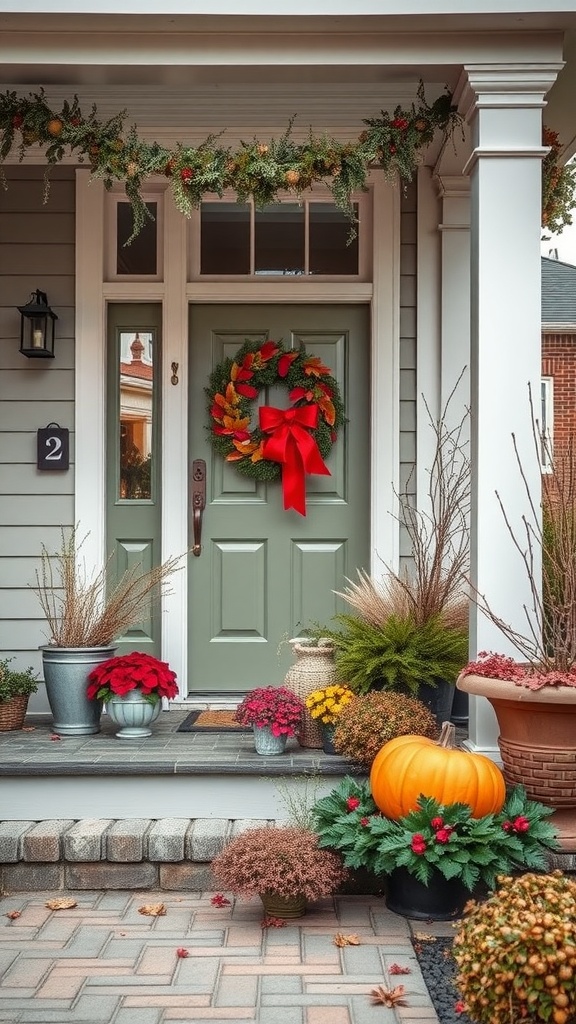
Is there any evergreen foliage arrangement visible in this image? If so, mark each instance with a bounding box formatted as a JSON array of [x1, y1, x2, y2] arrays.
[[313, 777, 559, 892], [323, 612, 468, 696], [0, 658, 38, 703], [0, 83, 461, 240]]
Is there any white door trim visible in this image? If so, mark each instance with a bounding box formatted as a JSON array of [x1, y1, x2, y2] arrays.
[[74, 170, 400, 696]]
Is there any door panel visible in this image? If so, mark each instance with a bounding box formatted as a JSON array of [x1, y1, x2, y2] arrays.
[[106, 303, 162, 655], [188, 303, 370, 692]]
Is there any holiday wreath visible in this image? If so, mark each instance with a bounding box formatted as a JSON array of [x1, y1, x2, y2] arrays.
[[206, 338, 345, 515]]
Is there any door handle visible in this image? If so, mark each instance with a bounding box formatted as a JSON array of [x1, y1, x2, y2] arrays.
[[191, 459, 206, 557]]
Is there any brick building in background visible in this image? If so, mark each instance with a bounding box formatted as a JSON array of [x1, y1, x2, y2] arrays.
[[542, 256, 576, 447]]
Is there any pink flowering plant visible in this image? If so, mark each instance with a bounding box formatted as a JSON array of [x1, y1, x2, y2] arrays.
[[461, 651, 576, 691], [87, 651, 178, 705], [312, 778, 558, 891], [234, 685, 304, 737], [211, 825, 348, 902]]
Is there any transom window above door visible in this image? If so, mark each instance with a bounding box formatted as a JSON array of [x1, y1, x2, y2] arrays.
[[196, 199, 366, 279], [106, 188, 370, 282]]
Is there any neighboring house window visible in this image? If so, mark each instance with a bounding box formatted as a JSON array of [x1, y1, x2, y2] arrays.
[[541, 377, 554, 472]]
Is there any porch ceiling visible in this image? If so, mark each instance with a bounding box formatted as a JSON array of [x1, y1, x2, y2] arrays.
[[0, 8, 575, 159]]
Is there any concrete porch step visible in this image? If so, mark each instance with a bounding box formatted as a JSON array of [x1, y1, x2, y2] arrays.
[[0, 710, 361, 820]]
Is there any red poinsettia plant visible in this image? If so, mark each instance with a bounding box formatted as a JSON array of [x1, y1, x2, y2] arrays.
[[87, 652, 178, 705], [234, 685, 305, 736]]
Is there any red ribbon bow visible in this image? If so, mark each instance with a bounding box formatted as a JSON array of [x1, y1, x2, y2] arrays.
[[259, 404, 331, 515]]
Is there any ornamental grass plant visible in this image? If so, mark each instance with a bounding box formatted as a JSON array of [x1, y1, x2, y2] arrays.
[[34, 526, 182, 648], [453, 870, 576, 1024], [317, 383, 470, 697], [332, 691, 438, 769], [211, 825, 348, 902]]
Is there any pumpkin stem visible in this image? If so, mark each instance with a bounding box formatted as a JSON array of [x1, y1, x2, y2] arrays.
[[437, 721, 456, 749]]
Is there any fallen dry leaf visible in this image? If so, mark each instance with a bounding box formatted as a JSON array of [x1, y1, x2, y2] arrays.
[[138, 903, 166, 917], [389, 963, 411, 975], [261, 916, 286, 929], [412, 931, 436, 942], [22, 726, 36, 732], [210, 893, 231, 907], [370, 984, 407, 1007], [333, 932, 361, 947], [5, 910, 21, 919], [45, 898, 77, 910], [176, 947, 189, 957]]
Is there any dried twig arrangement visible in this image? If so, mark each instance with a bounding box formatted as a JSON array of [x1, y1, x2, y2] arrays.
[[338, 374, 470, 631], [34, 527, 182, 647]]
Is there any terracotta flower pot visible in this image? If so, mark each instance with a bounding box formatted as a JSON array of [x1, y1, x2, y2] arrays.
[[457, 673, 576, 849]]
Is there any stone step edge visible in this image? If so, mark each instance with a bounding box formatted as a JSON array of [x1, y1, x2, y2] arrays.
[[1, 819, 575, 895], [0, 817, 279, 894], [0, 818, 279, 866]]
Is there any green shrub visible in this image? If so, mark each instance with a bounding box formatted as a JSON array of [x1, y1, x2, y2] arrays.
[[332, 690, 438, 769], [0, 658, 38, 703], [322, 613, 468, 696]]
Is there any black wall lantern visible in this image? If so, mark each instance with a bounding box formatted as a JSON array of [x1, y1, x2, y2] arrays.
[[17, 290, 58, 359]]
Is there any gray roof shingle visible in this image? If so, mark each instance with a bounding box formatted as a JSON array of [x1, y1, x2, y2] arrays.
[[542, 256, 576, 323]]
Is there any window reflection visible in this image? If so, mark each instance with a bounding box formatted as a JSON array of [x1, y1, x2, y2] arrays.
[[254, 203, 304, 274], [119, 331, 154, 499], [117, 203, 158, 276]]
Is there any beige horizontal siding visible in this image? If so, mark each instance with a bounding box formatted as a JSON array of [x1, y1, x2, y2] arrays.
[[0, 464, 75, 495], [0, 431, 75, 465], [0, 165, 75, 675], [0, 526, 71, 557], [0, 212, 76, 244], [0, 400, 74, 431], [0, 556, 44, 588]]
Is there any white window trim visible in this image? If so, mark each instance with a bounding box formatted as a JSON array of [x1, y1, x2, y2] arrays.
[[106, 189, 165, 282], [541, 376, 554, 473], [75, 167, 400, 694]]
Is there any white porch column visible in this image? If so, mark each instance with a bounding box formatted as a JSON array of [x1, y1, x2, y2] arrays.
[[436, 176, 471, 419], [456, 64, 562, 755]]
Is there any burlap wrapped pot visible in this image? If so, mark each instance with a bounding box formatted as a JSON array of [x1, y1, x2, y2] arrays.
[[283, 638, 339, 748]]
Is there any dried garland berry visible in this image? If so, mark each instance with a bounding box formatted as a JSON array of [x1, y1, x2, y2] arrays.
[[206, 338, 345, 484]]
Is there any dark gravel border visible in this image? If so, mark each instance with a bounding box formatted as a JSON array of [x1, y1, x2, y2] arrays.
[[412, 934, 473, 1024]]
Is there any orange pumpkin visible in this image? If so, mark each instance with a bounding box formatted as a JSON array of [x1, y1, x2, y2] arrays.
[[369, 722, 506, 819]]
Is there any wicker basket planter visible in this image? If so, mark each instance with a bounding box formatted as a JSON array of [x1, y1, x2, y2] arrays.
[[0, 694, 30, 731], [283, 639, 338, 748]]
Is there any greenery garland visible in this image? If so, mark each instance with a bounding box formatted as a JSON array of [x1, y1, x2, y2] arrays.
[[206, 338, 345, 483], [542, 126, 576, 236], [0, 83, 461, 240], [0, 87, 571, 239]]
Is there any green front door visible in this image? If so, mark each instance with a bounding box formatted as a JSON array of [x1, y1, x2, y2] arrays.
[[188, 303, 370, 692]]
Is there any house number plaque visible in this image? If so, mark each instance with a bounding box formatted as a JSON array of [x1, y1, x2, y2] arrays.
[[37, 422, 70, 471]]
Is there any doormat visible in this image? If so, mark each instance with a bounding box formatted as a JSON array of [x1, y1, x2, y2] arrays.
[[177, 710, 250, 733]]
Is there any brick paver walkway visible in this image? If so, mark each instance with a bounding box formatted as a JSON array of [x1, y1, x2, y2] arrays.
[[0, 889, 445, 1024]]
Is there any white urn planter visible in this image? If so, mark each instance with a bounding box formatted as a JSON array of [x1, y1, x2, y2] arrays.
[[107, 690, 162, 739]]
